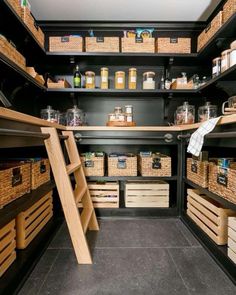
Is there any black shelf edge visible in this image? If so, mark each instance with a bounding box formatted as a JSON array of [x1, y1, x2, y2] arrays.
[[0, 53, 46, 90], [0, 181, 55, 229], [181, 213, 236, 285], [184, 178, 236, 211], [86, 176, 177, 181]]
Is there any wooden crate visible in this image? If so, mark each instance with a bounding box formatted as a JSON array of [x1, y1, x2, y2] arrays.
[[187, 158, 209, 188], [0, 220, 16, 277], [108, 154, 137, 177], [223, 0, 236, 24], [0, 162, 31, 209], [85, 37, 119, 53], [125, 180, 169, 208], [156, 38, 191, 53], [187, 189, 236, 245], [81, 153, 105, 177], [228, 217, 236, 264], [197, 11, 223, 52], [121, 37, 155, 53], [7, 0, 21, 17], [47, 79, 71, 89], [49, 36, 83, 52], [138, 153, 171, 177], [16, 192, 53, 249]]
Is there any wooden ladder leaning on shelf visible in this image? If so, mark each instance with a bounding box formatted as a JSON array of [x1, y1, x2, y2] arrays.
[[41, 127, 99, 264]]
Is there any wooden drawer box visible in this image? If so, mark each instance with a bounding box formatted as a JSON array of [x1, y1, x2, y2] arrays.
[[156, 38, 191, 53], [0, 220, 16, 277], [138, 153, 171, 177], [121, 37, 155, 53], [7, 0, 21, 17], [187, 189, 236, 245], [228, 217, 236, 264], [0, 162, 31, 208], [223, 0, 236, 23], [85, 37, 119, 53], [16, 192, 53, 249], [49, 36, 83, 52], [81, 153, 105, 177], [108, 154, 137, 177], [187, 158, 209, 188], [125, 180, 169, 208]]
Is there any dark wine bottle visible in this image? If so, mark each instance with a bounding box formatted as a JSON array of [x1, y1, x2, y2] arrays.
[[73, 65, 82, 88]]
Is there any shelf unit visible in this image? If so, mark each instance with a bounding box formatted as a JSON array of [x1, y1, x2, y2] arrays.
[[86, 175, 177, 181]]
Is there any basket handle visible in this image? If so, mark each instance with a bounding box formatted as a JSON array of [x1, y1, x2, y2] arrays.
[[12, 167, 22, 187], [40, 161, 46, 174]]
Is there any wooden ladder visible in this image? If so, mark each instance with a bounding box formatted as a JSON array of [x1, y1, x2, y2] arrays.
[[41, 127, 99, 264]]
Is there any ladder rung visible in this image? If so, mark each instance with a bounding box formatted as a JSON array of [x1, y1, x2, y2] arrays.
[[74, 186, 87, 204], [81, 208, 93, 233], [66, 163, 81, 175]]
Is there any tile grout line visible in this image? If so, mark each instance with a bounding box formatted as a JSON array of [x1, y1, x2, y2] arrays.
[[167, 249, 191, 295], [47, 245, 202, 250], [176, 221, 202, 248]]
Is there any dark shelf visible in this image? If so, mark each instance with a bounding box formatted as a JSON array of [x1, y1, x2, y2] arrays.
[[184, 178, 236, 211], [181, 213, 236, 285], [0, 181, 55, 229], [86, 175, 177, 181]]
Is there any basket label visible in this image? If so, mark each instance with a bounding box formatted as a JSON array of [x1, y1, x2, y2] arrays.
[[61, 36, 69, 42], [217, 167, 228, 187], [205, 23, 211, 33], [85, 160, 94, 168], [40, 162, 46, 174], [135, 37, 143, 43], [191, 161, 198, 173], [96, 37, 104, 43], [170, 38, 178, 44], [152, 158, 161, 169], [117, 158, 126, 169], [12, 167, 22, 187]]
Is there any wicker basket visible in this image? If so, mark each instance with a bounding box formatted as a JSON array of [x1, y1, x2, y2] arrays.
[[121, 37, 155, 53], [108, 154, 137, 176], [187, 158, 209, 188], [223, 0, 236, 23], [197, 11, 223, 52], [7, 0, 21, 17], [209, 162, 236, 204], [81, 153, 105, 176], [156, 38, 191, 53], [30, 159, 50, 190], [85, 37, 119, 52], [0, 162, 31, 208], [138, 153, 171, 177], [49, 36, 83, 52]]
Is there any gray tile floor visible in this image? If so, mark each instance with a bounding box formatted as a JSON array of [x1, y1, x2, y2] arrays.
[[18, 218, 236, 295]]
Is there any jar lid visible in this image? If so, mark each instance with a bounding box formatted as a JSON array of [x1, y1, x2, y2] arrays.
[[143, 71, 155, 76], [129, 68, 137, 71], [212, 57, 221, 62], [116, 71, 125, 74], [230, 40, 236, 49], [85, 71, 95, 76], [101, 67, 108, 71], [221, 49, 232, 55]]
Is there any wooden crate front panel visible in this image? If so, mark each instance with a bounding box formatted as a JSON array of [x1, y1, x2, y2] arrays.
[[16, 192, 53, 249], [0, 220, 16, 277], [31, 159, 50, 190], [121, 38, 155, 53], [156, 38, 191, 53], [187, 189, 236, 245], [125, 181, 169, 208], [138, 154, 171, 177], [223, 0, 236, 23], [108, 157, 137, 177], [228, 247, 236, 264], [49, 36, 83, 52], [187, 158, 209, 188], [86, 37, 119, 52]]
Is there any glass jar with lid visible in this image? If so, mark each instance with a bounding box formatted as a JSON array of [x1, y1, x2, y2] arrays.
[[230, 41, 236, 67], [221, 49, 231, 73], [128, 68, 137, 89], [212, 57, 221, 78], [198, 102, 217, 122], [66, 105, 84, 126], [85, 71, 95, 89], [175, 101, 195, 125], [143, 71, 155, 89], [114, 106, 125, 122], [115, 71, 125, 89], [100, 67, 109, 89], [40, 105, 57, 123]]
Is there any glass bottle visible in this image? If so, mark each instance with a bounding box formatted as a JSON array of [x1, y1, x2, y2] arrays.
[[73, 64, 82, 88], [164, 70, 171, 90], [100, 67, 109, 89], [160, 75, 165, 89], [128, 68, 137, 89]]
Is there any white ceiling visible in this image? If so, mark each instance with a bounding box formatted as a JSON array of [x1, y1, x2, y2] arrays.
[[30, 0, 222, 22]]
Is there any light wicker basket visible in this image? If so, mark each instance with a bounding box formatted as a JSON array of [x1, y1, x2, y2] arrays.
[[138, 153, 171, 177], [156, 38, 191, 53], [121, 37, 155, 53], [47, 79, 71, 89], [30, 159, 50, 190], [85, 37, 119, 52], [49, 36, 83, 52], [0, 162, 31, 208], [81, 153, 105, 176], [108, 154, 137, 176], [223, 0, 236, 23], [187, 158, 209, 188], [7, 0, 21, 17]]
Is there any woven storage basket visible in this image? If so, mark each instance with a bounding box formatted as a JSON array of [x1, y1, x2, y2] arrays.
[[49, 36, 83, 52], [223, 0, 236, 23], [121, 37, 155, 53], [30, 159, 50, 190], [187, 158, 209, 188], [7, 0, 21, 17], [197, 11, 223, 52], [85, 37, 119, 52], [108, 154, 137, 176], [0, 162, 31, 208], [209, 162, 236, 204], [156, 38, 191, 53], [138, 153, 171, 177], [81, 153, 105, 176]]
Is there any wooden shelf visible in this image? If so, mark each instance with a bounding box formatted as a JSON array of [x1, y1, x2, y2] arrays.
[[86, 175, 177, 181]]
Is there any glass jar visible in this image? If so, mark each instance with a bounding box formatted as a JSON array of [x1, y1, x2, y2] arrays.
[[222, 95, 236, 114], [115, 71, 125, 89], [114, 107, 125, 121], [230, 48, 236, 67], [175, 102, 195, 125], [125, 105, 133, 115], [66, 105, 83, 126], [128, 68, 137, 89], [100, 67, 108, 89], [143, 71, 155, 89], [221, 49, 231, 72], [108, 113, 116, 122], [40, 105, 57, 123], [198, 102, 217, 122], [180, 72, 187, 84], [85, 71, 95, 89], [212, 57, 221, 78]]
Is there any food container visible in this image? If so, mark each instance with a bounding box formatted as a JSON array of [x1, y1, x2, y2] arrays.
[[230, 40, 236, 49], [108, 113, 116, 122], [115, 71, 125, 89], [222, 95, 236, 114], [128, 68, 137, 89], [100, 67, 109, 89], [125, 105, 133, 114], [175, 102, 195, 125], [212, 57, 221, 78], [221, 49, 231, 72], [114, 107, 125, 122], [85, 71, 95, 89], [66, 105, 84, 126], [230, 48, 236, 67], [40, 105, 58, 123], [143, 71, 155, 89], [198, 102, 217, 122]]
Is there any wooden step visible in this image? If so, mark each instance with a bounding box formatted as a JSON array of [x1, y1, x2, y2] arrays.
[[81, 208, 93, 233], [66, 163, 81, 175], [74, 186, 87, 204]]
